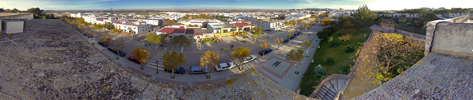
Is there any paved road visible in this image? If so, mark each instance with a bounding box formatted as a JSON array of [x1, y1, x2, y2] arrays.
[[68, 18, 325, 91]]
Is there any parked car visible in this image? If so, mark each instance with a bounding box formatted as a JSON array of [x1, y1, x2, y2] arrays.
[[127, 56, 141, 64], [189, 66, 209, 74], [164, 67, 185, 74], [107, 48, 126, 57], [98, 42, 108, 47], [283, 39, 290, 43], [241, 55, 257, 63], [289, 36, 295, 40], [259, 49, 273, 56], [215, 62, 235, 71]]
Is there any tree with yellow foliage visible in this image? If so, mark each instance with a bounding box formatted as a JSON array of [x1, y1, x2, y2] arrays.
[[338, 34, 351, 42], [99, 35, 111, 44], [230, 46, 251, 70], [274, 38, 284, 47], [358, 32, 424, 86], [162, 51, 186, 78], [259, 42, 269, 60], [301, 40, 312, 56], [285, 49, 304, 74], [131, 47, 150, 70], [200, 51, 219, 79], [321, 18, 332, 26]]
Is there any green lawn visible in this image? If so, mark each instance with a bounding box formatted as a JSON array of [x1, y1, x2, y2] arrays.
[[299, 29, 372, 96]]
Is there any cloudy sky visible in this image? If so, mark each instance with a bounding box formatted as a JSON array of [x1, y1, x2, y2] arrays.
[[1, 0, 472, 10]]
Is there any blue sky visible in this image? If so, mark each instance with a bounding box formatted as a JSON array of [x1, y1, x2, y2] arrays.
[[1, 0, 472, 10]]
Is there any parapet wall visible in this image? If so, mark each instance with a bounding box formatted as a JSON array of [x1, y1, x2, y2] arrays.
[[425, 14, 473, 55], [430, 23, 473, 56]]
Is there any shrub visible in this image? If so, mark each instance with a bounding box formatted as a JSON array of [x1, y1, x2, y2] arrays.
[[345, 46, 355, 52], [225, 79, 233, 85], [313, 64, 327, 76], [326, 57, 334, 64]]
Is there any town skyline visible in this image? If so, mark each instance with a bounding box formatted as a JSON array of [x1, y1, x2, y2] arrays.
[[2, 0, 472, 11]]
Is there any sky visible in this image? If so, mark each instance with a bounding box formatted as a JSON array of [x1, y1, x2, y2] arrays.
[[1, 0, 472, 11]]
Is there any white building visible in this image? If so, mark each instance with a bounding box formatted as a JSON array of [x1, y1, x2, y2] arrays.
[[253, 20, 283, 31]]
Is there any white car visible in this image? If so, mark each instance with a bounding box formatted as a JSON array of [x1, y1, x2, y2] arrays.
[[215, 62, 235, 72], [242, 55, 257, 63]]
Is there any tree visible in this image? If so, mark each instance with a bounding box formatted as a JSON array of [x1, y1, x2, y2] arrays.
[[251, 28, 262, 42], [321, 18, 332, 26], [343, 21, 353, 28], [285, 49, 304, 74], [202, 21, 209, 28], [284, 21, 289, 26], [164, 20, 179, 26], [0, 8, 3, 12], [315, 18, 320, 23], [397, 15, 407, 24], [112, 39, 125, 59], [4, 9, 11, 13], [131, 47, 150, 70], [104, 22, 115, 30], [304, 24, 311, 30], [379, 19, 397, 32], [171, 35, 192, 53], [11, 8, 19, 13], [328, 36, 333, 43], [146, 34, 168, 50], [27, 7, 43, 16], [230, 46, 251, 70], [61, 15, 69, 19], [259, 42, 269, 59], [301, 40, 312, 56], [274, 38, 283, 47], [338, 34, 352, 42], [352, 5, 376, 30], [199, 51, 219, 79], [93, 24, 103, 30], [99, 35, 111, 44], [451, 8, 469, 16], [162, 51, 187, 78], [358, 32, 424, 86]]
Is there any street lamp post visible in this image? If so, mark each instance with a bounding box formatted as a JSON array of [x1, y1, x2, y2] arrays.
[[156, 61, 159, 74]]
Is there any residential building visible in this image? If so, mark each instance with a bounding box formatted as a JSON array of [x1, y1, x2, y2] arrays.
[[229, 22, 255, 32], [252, 20, 283, 31], [207, 23, 236, 37]]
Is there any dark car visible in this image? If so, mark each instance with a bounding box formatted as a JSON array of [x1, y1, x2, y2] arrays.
[[283, 39, 290, 43], [259, 49, 273, 56], [289, 36, 295, 40], [164, 67, 185, 74], [107, 48, 126, 57], [127, 56, 141, 64], [98, 42, 108, 47], [189, 66, 209, 74]]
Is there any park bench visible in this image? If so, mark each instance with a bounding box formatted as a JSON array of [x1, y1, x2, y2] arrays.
[[273, 61, 281, 67]]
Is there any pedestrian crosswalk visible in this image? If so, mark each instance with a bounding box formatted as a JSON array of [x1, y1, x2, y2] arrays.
[[145, 52, 165, 71]]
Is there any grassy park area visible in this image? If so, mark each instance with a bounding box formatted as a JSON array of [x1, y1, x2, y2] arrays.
[[299, 28, 371, 96]]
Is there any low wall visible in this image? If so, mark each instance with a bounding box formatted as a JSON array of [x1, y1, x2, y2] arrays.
[[430, 23, 473, 56], [425, 14, 473, 55]]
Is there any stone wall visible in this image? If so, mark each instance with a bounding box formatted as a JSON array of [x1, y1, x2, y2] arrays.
[[430, 23, 473, 56], [424, 14, 472, 55]]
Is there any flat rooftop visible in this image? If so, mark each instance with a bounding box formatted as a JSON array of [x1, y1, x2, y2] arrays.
[[0, 13, 30, 17]]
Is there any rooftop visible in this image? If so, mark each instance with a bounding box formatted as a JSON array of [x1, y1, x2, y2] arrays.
[[158, 27, 186, 34], [230, 22, 251, 27]]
